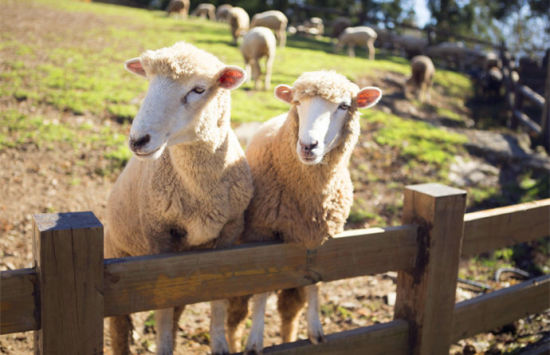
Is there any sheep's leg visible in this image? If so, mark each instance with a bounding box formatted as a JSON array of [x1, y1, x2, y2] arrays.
[[244, 292, 269, 354], [210, 300, 230, 355], [227, 295, 251, 352], [252, 59, 261, 91], [172, 306, 184, 349], [264, 55, 274, 90], [280, 30, 286, 47], [277, 287, 306, 342], [347, 45, 355, 57], [155, 308, 175, 355], [109, 315, 133, 355], [367, 40, 375, 60], [305, 284, 325, 344]]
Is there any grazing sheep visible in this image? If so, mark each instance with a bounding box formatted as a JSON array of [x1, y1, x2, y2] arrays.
[[216, 3, 232, 22], [229, 7, 250, 45], [426, 41, 481, 71], [105, 42, 253, 355], [166, 0, 189, 18], [192, 3, 215, 20], [227, 71, 382, 353], [331, 17, 351, 38], [250, 10, 288, 47], [336, 26, 377, 60], [391, 34, 428, 59], [297, 17, 324, 37], [241, 26, 276, 90], [405, 55, 435, 103]]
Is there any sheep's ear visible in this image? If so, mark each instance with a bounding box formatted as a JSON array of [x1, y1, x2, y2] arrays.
[[217, 66, 247, 90], [125, 57, 146, 77], [274, 85, 293, 103], [356, 87, 382, 108]]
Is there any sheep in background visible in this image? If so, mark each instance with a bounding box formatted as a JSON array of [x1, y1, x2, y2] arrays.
[[391, 34, 428, 59], [227, 71, 382, 353], [336, 26, 377, 60], [216, 3, 232, 22], [405, 55, 435, 103], [250, 10, 288, 47], [229, 7, 250, 45], [106, 42, 253, 355], [331, 17, 351, 38], [241, 26, 276, 90], [192, 3, 215, 20], [166, 0, 189, 18], [296, 17, 324, 38]]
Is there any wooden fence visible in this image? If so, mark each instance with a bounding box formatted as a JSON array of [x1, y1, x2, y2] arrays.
[[1, 183, 549, 354]]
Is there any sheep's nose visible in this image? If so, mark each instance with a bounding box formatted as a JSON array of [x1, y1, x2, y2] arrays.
[[129, 134, 151, 150], [300, 140, 318, 152]]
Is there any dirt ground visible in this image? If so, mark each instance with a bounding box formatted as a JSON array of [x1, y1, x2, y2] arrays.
[[1, 1, 549, 354]]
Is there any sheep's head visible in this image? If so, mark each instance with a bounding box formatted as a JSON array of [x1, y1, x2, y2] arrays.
[[275, 71, 381, 165], [124, 42, 246, 160]]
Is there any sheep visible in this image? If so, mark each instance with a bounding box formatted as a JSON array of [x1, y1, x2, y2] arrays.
[[241, 26, 276, 90], [296, 17, 324, 38], [216, 3, 232, 22], [250, 10, 288, 47], [226, 71, 382, 353], [331, 17, 351, 38], [228, 7, 250, 45], [166, 0, 189, 18], [405, 55, 435, 103], [336, 26, 377, 60], [105, 41, 254, 355], [191, 3, 215, 20], [425, 41, 482, 71], [391, 34, 428, 59]]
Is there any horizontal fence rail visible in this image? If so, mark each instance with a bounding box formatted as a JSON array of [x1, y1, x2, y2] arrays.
[[0, 268, 38, 334]]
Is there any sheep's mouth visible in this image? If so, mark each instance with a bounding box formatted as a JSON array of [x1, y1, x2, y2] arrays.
[[134, 147, 161, 157], [132, 144, 166, 159]]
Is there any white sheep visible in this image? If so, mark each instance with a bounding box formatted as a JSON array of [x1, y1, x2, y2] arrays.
[[166, 0, 189, 18], [216, 3, 232, 22], [226, 71, 382, 353], [336, 26, 377, 60], [241, 26, 276, 90], [191, 3, 215, 20], [105, 42, 254, 355], [296, 17, 324, 38], [405, 55, 435, 103], [228, 7, 250, 45], [250, 10, 288, 47]]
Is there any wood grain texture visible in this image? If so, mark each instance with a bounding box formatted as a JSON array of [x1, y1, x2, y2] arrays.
[[394, 183, 467, 355], [104, 225, 417, 316], [33, 212, 104, 355], [0, 268, 38, 334], [452, 274, 550, 342], [463, 199, 550, 257]]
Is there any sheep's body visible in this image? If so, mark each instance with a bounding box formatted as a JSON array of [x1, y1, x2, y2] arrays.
[[336, 26, 377, 60], [297, 17, 324, 37], [241, 26, 276, 90], [166, 0, 189, 18], [426, 42, 482, 71], [192, 3, 215, 20], [392, 34, 428, 58], [405, 55, 435, 102], [229, 7, 250, 44], [250, 10, 288, 47], [331, 17, 351, 38], [106, 42, 253, 355], [216, 3, 232, 22]]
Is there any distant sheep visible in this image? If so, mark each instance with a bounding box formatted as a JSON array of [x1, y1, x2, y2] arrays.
[[192, 3, 215, 20], [331, 17, 351, 38], [296, 17, 324, 37], [241, 26, 276, 90], [250, 10, 288, 47], [405, 55, 435, 103], [336, 26, 377, 60], [229, 7, 250, 44], [106, 42, 253, 355], [166, 0, 189, 18], [216, 3, 232, 22], [392, 34, 428, 59]]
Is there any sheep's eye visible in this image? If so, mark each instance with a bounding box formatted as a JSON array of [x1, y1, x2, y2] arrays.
[[338, 103, 350, 111], [192, 87, 205, 94]]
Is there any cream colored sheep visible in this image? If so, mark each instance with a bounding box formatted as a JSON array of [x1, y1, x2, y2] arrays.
[[106, 42, 253, 355], [216, 3, 232, 22], [229, 7, 250, 45], [192, 3, 215, 20], [297, 17, 324, 37], [405, 55, 435, 102], [336, 26, 377, 60], [250, 10, 288, 47], [166, 0, 189, 18], [226, 71, 382, 353], [241, 26, 276, 90]]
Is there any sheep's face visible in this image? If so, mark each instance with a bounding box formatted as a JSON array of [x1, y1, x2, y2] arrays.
[[275, 84, 382, 165], [124, 58, 246, 160]]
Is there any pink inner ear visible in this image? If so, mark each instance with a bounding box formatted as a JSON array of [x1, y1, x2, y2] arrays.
[[357, 89, 381, 107], [275, 86, 292, 103], [218, 68, 244, 88], [127, 60, 145, 76]]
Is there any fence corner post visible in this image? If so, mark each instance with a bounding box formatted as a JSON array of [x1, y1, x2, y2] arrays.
[[394, 183, 466, 355], [33, 211, 104, 355]]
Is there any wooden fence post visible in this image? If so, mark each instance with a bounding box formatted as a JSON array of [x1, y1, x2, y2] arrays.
[[33, 212, 104, 355], [394, 183, 466, 355]]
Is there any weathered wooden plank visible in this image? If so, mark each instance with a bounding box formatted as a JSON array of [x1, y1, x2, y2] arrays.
[[452, 274, 550, 342], [513, 110, 542, 133], [33, 212, 104, 355], [258, 320, 409, 355], [519, 85, 545, 109], [104, 225, 417, 316], [463, 199, 550, 257], [395, 183, 467, 355], [0, 268, 38, 334]]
